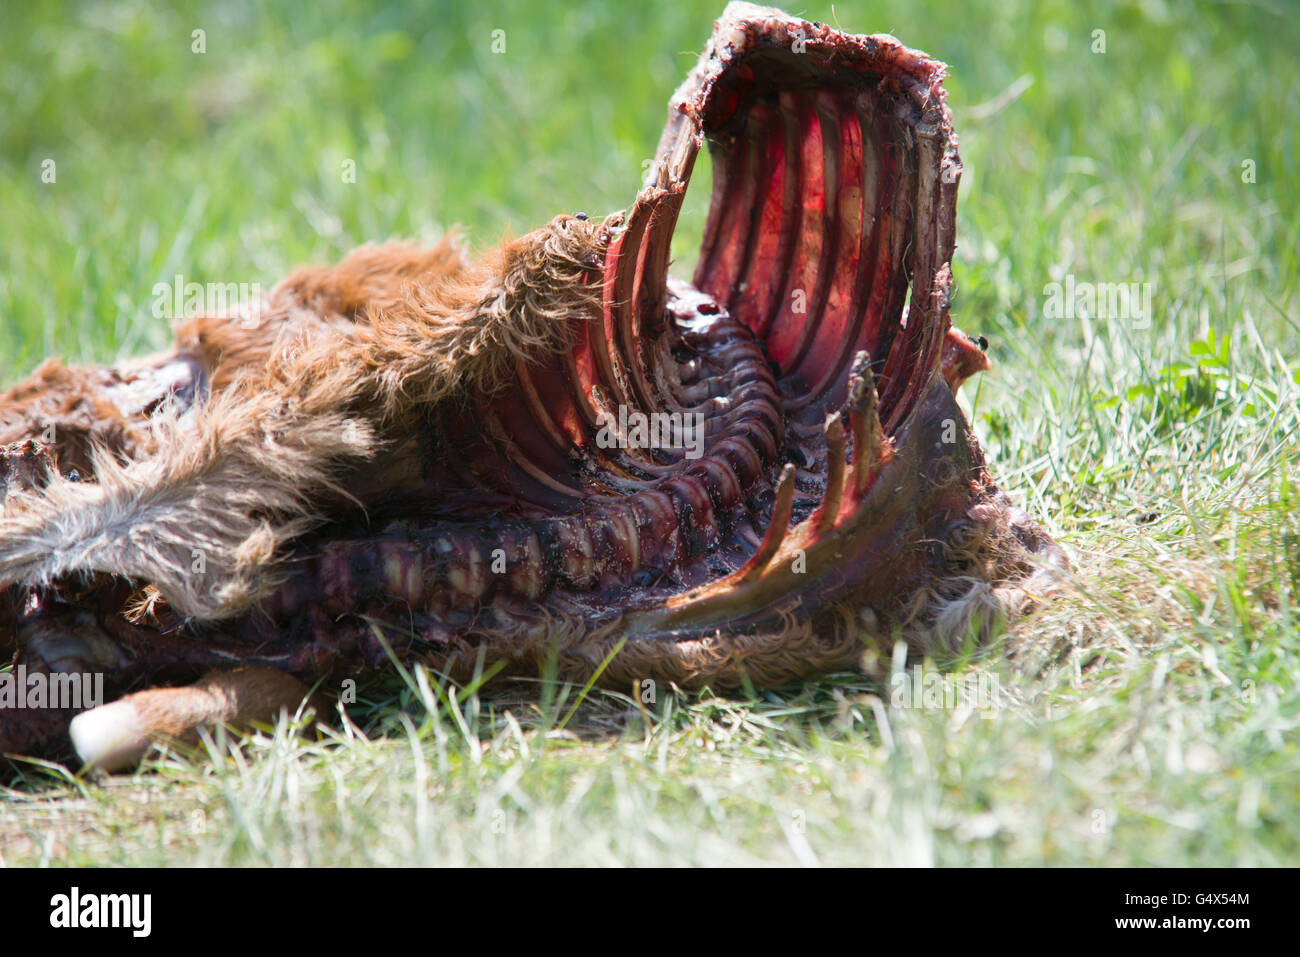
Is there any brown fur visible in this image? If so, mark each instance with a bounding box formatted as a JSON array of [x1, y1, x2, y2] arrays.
[[0, 214, 611, 620], [69, 667, 323, 772], [1, 216, 616, 768]]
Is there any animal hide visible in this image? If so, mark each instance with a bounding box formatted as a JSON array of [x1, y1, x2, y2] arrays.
[[0, 3, 1063, 767]]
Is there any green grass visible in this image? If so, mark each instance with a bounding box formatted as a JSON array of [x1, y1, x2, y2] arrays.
[[1, 0, 1298, 865]]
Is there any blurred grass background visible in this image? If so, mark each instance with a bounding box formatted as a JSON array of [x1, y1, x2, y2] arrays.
[[1, 0, 1298, 865]]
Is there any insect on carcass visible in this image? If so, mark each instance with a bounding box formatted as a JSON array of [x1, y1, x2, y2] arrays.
[[0, 3, 1064, 770]]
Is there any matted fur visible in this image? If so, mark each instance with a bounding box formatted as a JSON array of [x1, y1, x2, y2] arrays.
[[0, 214, 612, 620]]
